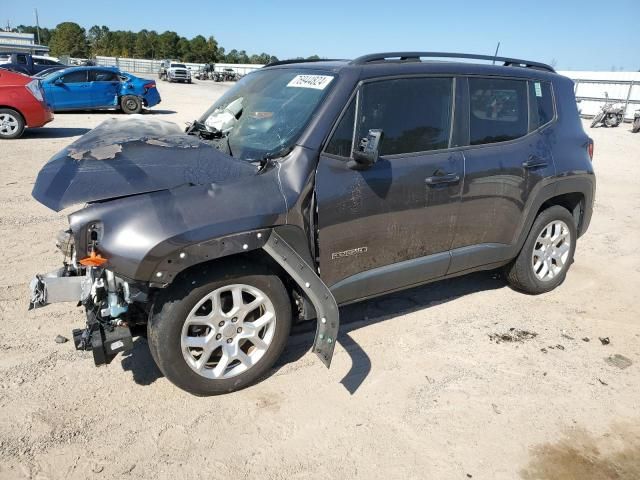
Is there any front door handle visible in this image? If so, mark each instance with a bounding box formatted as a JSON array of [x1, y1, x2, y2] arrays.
[[425, 172, 461, 185], [523, 155, 548, 169]]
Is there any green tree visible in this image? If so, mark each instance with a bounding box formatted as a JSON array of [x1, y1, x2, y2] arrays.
[[134, 29, 154, 58], [177, 37, 191, 61], [16, 24, 53, 45], [186, 35, 207, 62], [49, 22, 88, 57], [157, 31, 180, 59]]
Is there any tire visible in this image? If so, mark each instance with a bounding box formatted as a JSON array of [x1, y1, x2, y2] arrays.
[[632, 117, 640, 133], [148, 263, 292, 396], [0, 108, 25, 139], [504, 205, 577, 294], [604, 114, 620, 128], [120, 95, 142, 114]]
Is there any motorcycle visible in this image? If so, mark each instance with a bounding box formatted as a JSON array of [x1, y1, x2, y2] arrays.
[[633, 109, 640, 133], [590, 92, 625, 128]]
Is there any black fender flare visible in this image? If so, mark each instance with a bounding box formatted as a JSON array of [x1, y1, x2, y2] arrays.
[[513, 175, 595, 255], [148, 227, 339, 367]]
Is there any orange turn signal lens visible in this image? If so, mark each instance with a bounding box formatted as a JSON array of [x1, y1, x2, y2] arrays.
[[79, 250, 108, 267]]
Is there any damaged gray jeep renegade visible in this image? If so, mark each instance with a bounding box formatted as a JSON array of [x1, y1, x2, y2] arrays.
[[29, 52, 595, 395]]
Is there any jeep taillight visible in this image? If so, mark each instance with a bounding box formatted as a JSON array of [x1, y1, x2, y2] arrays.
[[587, 140, 594, 161], [25, 79, 44, 102]]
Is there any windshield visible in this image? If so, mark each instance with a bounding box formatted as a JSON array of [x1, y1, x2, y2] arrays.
[[171, 63, 186, 69], [196, 69, 335, 161]]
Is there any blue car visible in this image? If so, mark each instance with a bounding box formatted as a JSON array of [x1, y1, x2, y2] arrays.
[[40, 66, 161, 114]]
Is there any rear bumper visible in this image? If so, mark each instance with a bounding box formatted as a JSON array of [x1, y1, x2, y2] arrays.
[[25, 105, 54, 128], [143, 89, 161, 108]]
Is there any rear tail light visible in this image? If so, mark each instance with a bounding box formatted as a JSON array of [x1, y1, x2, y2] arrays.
[[587, 139, 594, 161], [25, 79, 44, 102], [143, 82, 156, 89]]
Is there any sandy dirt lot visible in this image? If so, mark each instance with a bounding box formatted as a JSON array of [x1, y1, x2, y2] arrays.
[[1, 79, 639, 480]]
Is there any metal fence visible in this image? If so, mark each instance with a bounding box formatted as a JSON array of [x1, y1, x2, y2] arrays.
[[572, 79, 639, 121], [88, 56, 264, 76]]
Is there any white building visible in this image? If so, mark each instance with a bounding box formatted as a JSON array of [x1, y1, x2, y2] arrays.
[[0, 31, 49, 55], [559, 70, 640, 120]]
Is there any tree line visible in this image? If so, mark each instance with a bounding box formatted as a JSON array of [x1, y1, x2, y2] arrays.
[[14, 22, 285, 64]]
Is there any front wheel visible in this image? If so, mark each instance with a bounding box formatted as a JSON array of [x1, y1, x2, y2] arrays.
[[590, 111, 604, 128], [147, 264, 292, 395], [120, 95, 142, 114], [504, 206, 577, 294], [0, 108, 25, 139]]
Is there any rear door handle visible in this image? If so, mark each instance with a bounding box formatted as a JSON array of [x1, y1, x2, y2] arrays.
[[523, 156, 548, 169], [425, 173, 460, 185]]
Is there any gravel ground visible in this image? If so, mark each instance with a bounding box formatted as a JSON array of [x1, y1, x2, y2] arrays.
[[1, 79, 639, 480]]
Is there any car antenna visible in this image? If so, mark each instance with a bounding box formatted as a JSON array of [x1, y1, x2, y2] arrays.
[[492, 41, 501, 65]]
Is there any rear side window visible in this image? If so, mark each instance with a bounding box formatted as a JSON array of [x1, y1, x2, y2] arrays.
[[16, 55, 27, 64], [357, 77, 453, 156], [469, 78, 528, 145], [61, 70, 88, 83], [90, 70, 118, 82], [529, 81, 555, 129]]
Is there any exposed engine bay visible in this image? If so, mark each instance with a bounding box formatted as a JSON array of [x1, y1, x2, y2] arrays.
[[29, 229, 146, 365]]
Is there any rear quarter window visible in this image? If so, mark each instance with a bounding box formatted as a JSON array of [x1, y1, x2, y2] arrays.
[[469, 77, 528, 145], [529, 81, 555, 129]]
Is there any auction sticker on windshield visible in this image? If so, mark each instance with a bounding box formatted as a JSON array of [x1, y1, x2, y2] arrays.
[[287, 75, 334, 90]]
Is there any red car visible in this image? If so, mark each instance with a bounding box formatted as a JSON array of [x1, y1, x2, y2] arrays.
[[0, 68, 53, 139]]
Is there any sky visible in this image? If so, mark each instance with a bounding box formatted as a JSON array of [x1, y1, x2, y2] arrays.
[[2, 0, 639, 71]]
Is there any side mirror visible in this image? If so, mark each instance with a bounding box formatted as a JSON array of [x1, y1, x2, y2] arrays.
[[348, 129, 383, 170], [53, 77, 63, 85]]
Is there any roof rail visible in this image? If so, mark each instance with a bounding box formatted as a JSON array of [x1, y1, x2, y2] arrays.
[[349, 52, 555, 73], [264, 58, 342, 68]]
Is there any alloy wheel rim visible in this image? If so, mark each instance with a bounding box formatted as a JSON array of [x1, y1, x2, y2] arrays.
[[531, 220, 571, 281], [125, 99, 137, 110], [181, 284, 276, 380], [0, 113, 19, 136]]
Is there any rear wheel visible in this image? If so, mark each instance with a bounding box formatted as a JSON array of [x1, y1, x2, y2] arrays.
[[148, 264, 292, 395], [120, 95, 142, 114], [505, 206, 577, 294], [0, 108, 25, 139], [632, 117, 640, 133], [604, 113, 620, 128]]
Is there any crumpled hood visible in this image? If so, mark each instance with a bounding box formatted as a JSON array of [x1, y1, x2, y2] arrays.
[[32, 117, 257, 212]]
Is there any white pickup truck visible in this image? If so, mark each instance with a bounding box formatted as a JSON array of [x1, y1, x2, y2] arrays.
[[158, 60, 192, 83]]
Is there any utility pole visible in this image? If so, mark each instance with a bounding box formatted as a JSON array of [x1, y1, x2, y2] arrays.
[[34, 8, 41, 45], [492, 41, 501, 64]]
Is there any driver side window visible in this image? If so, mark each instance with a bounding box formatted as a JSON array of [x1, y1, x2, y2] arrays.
[[325, 77, 454, 158]]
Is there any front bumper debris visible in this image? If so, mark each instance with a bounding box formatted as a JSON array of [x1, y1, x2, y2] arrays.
[[29, 267, 133, 366], [28, 267, 92, 310], [73, 310, 133, 366]]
